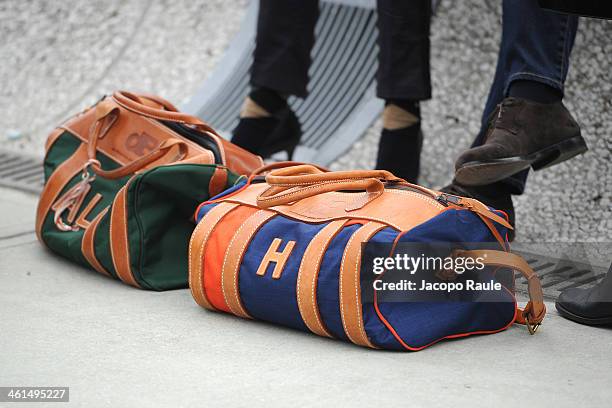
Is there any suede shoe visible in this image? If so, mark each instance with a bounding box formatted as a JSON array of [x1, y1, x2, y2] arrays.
[[440, 181, 515, 241], [556, 264, 612, 326], [455, 97, 587, 186]]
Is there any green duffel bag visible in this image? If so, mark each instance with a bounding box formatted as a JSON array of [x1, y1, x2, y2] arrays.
[[35, 91, 263, 290]]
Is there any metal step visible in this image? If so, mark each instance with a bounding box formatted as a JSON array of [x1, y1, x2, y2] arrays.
[[0, 150, 44, 195], [514, 246, 610, 301]]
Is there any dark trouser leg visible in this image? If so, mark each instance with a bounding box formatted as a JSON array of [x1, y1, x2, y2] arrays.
[[250, 0, 319, 98], [374, 0, 431, 183], [473, 0, 578, 195], [376, 0, 432, 101], [233, 0, 317, 156]]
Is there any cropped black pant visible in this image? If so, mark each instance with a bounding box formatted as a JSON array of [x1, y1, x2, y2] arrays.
[[250, 0, 432, 101]]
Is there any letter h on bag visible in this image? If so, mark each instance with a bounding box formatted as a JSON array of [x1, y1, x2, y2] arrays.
[[256, 238, 296, 279]]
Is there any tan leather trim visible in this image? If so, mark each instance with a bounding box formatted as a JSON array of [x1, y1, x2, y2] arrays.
[[112, 91, 216, 133], [36, 143, 89, 243], [297, 219, 348, 338], [221, 210, 276, 318], [208, 167, 228, 197], [340, 222, 387, 348], [61, 96, 263, 174], [61, 103, 208, 167], [81, 206, 110, 276], [109, 183, 140, 288], [213, 133, 264, 176], [188, 202, 240, 310], [44, 127, 65, 153], [176, 152, 215, 166], [60, 94, 261, 176], [454, 249, 546, 326], [222, 183, 443, 231]]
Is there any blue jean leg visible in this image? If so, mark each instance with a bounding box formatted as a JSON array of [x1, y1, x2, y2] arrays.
[[472, 0, 579, 195]]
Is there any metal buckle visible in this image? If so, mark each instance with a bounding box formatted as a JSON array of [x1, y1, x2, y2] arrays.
[[525, 314, 541, 335]]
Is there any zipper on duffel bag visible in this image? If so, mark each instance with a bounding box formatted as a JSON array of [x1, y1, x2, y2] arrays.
[[161, 121, 223, 164], [387, 184, 510, 229]]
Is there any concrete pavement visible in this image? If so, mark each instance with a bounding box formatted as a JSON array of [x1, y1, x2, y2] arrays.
[[1, 187, 611, 407]]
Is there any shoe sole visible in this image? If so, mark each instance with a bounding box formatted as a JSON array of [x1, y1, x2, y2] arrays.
[[455, 134, 588, 186], [555, 302, 612, 326]]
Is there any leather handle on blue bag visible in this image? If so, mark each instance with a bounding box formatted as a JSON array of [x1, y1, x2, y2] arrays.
[[257, 177, 386, 210], [256, 164, 406, 209]]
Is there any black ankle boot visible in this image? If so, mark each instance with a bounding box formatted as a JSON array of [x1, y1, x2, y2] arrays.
[[231, 116, 281, 154], [375, 124, 423, 183], [258, 108, 302, 160], [556, 264, 612, 326], [441, 180, 515, 241], [231, 88, 302, 159]]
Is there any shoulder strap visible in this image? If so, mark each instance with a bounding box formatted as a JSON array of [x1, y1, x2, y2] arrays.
[[453, 249, 546, 334]]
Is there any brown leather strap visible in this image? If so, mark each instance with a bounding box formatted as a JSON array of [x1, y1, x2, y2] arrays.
[[221, 210, 276, 318], [265, 165, 401, 186], [449, 196, 513, 231], [109, 183, 140, 288], [189, 202, 240, 310], [129, 92, 180, 112], [297, 219, 348, 338], [250, 161, 328, 177], [89, 111, 189, 180], [208, 167, 228, 197], [113, 91, 217, 135], [453, 249, 546, 332], [81, 207, 110, 276], [258, 178, 387, 210], [36, 144, 89, 243], [258, 166, 513, 233], [256, 165, 441, 212], [86, 95, 201, 180], [340, 222, 387, 348]]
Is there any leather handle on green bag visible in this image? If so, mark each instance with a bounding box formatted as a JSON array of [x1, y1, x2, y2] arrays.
[[453, 249, 546, 334], [86, 99, 189, 180], [112, 90, 218, 136]]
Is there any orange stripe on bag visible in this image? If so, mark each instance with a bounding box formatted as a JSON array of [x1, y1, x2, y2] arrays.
[[339, 222, 386, 348], [203, 206, 260, 312], [188, 202, 240, 310]]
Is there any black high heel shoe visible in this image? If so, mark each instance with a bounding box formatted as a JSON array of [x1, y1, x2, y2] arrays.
[[258, 108, 302, 160], [231, 108, 302, 160]]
